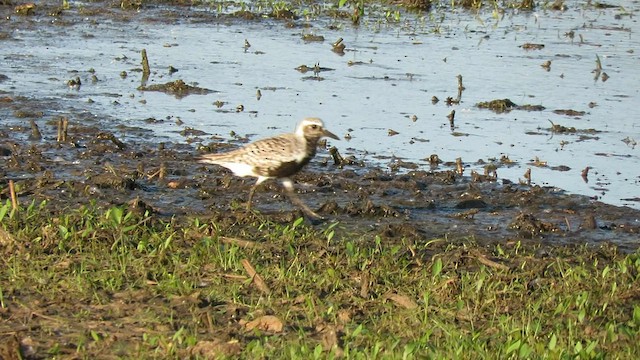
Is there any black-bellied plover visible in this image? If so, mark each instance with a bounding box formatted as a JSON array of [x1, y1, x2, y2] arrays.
[[197, 117, 339, 219]]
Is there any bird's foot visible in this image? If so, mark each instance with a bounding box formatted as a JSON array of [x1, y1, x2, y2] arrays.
[[300, 206, 328, 224]]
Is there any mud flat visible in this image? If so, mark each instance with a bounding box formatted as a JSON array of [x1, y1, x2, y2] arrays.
[[1, 91, 639, 250]]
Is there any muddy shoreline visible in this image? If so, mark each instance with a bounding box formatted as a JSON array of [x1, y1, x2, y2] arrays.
[[2, 91, 639, 252]]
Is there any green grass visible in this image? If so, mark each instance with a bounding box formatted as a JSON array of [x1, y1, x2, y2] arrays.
[[1, 199, 639, 358]]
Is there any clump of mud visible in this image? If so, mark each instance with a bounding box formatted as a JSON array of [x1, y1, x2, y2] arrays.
[[138, 79, 214, 98], [476, 98, 545, 113]]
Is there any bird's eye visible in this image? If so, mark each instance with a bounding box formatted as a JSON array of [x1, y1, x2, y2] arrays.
[[311, 125, 318, 129]]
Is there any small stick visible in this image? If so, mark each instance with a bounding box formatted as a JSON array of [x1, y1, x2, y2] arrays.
[[141, 49, 151, 76], [329, 146, 344, 166], [147, 169, 161, 180], [524, 168, 532, 185], [595, 54, 602, 71], [457, 74, 465, 91], [447, 110, 455, 130], [359, 271, 369, 298], [456, 75, 465, 102], [241, 259, 270, 295], [57, 117, 69, 142], [57, 118, 63, 142], [30, 310, 61, 323], [9, 180, 18, 210], [581, 166, 590, 183], [456, 157, 464, 176], [204, 312, 215, 335], [29, 119, 42, 140], [159, 162, 167, 180], [470, 250, 509, 271], [136, 163, 145, 178], [63, 117, 69, 140]]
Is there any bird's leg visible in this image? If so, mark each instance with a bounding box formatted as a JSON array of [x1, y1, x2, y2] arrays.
[[246, 184, 258, 212], [281, 178, 323, 220], [246, 177, 268, 213]]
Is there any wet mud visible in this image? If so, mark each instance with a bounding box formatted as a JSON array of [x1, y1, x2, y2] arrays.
[[2, 95, 639, 252]]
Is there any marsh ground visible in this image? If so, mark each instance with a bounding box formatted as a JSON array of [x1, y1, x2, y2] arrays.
[[1, 0, 640, 358]]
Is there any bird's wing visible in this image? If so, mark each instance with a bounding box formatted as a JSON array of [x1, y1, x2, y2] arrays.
[[198, 134, 305, 167], [240, 134, 308, 168]]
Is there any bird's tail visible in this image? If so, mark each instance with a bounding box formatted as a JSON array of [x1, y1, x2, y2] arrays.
[[196, 153, 223, 164]]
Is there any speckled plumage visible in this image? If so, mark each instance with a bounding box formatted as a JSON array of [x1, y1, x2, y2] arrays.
[[197, 117, 339, 219]]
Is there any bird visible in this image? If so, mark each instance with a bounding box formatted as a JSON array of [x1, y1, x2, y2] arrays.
[[197, 117, 340, 219]]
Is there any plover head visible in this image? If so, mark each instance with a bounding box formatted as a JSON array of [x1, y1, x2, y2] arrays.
[[296, 117, 340, 142]]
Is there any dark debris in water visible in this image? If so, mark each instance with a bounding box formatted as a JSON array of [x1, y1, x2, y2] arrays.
[[547, 120, 600, 134], [476, 99, 547, 113], [476, 98, 517, 113], [553, 109, 586, 117], [295, 64, 334, 74], [520, 43, 545, 50], [301, 34, 325, 42], [137, 79, 215, 98]]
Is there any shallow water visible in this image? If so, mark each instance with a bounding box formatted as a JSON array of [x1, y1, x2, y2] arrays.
[[2, 2, 639, 208]]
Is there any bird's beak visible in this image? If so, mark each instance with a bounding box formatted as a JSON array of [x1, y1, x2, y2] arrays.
[[323, 129, 340, 140]]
